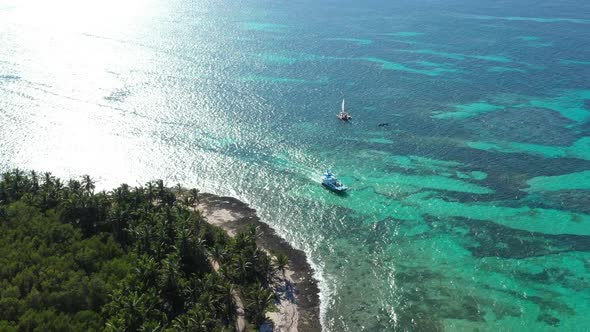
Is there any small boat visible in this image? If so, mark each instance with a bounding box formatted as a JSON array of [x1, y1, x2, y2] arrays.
[[337, 98, 352, 121], [322, 169, 348, 193]]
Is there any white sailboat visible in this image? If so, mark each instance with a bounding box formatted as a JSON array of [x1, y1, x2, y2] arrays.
[[337, 98, 352, 121]]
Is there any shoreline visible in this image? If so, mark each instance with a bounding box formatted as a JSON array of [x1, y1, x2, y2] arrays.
[[196, 193, 322, 332]]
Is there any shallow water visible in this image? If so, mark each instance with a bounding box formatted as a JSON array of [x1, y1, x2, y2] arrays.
[[1, 0, 589, 330]]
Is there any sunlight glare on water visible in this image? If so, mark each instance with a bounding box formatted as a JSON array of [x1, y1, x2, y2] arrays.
[[1, 0, 590, 330]]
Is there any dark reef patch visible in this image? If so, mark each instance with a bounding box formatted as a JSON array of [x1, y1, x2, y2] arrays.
[[537, 312, 560, 326], [465, 107, 578, 146], [530, 190, 590, 215], [425, 215, 590, 259]]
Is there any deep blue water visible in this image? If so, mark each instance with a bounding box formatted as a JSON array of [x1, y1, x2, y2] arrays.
[[1, 0, 590, 330]]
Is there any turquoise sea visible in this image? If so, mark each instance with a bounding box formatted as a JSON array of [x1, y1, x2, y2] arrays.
[[1, 0, 590, 330]]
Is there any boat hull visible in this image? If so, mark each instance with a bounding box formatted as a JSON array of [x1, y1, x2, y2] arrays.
[[322, 182, 348, 193]]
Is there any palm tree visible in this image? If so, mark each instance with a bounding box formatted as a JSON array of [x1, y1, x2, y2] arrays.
[[13, 168, 22, 193], [233, 254, 253, 284], [245, 224, 259, 244], [189, 188, 200, 206], [105, 289, 157, 331], [145, 181, 155, 202], [68, 179, 83, 197], [2, 171, 12, 188], [182, 195, 192, 207], [172, 315, 200, 331], [113, 184, 131, 203], [43, 172, 53, 188], [156, 180, 166, 202], [243, 282, 275, 326], [104, 317, 126, 332], [82, 175, 95, 195], [209, 245, 226, 265], [273, 253, 289, 279], [54, 178, 63, 192], [175, 183, 184, 196], [162, 191, 176, 207], [213, 282, 236, 325], [134, 256, 159, 290], [30, 170, 39, 194], [158, 253, 184, 314], [0, 176, 7, 204], [138, 321, 162, 332], [51, 178, 64, 206], [172, 306, 214, 331]]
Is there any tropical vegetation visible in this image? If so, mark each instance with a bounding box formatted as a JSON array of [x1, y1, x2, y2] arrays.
[[0, 169, 282, 331]]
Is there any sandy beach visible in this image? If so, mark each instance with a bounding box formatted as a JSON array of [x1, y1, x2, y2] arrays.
[[195, 193, 321, 332]]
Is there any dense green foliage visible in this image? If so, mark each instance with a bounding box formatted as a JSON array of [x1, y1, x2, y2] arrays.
[[0, 169, 278, 331]]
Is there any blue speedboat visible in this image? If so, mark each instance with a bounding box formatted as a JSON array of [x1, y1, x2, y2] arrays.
[[322, 169, 348, 193]]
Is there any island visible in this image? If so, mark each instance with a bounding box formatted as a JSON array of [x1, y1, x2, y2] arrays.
[[0, 169, 320, 331]]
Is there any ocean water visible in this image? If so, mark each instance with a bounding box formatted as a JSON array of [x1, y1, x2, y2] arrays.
[[1, 0, 590, 330]]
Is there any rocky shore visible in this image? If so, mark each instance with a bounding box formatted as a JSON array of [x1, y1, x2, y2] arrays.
[[196, 193, 322, 332]]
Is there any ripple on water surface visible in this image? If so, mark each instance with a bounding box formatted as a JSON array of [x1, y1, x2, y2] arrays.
[[1, 0, 590, 331]]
